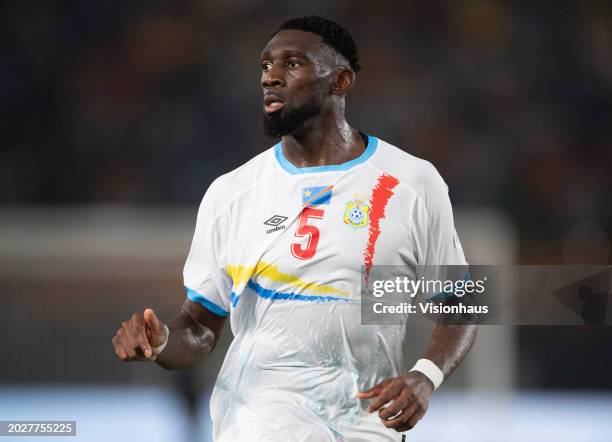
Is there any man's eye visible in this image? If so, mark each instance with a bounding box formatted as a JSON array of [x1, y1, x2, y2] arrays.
[[286, 60, 300, 69], [261, 62, 271, 71]]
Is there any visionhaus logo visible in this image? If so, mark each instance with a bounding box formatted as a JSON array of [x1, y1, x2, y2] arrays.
[[264, 215, 288, 234]]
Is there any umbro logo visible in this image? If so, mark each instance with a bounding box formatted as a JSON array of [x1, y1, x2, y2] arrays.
[[264, 215, 287, 226], [264, 215, 288, 233]]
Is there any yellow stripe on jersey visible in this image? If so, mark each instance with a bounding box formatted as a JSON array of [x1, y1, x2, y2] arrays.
[[226, 261, 350, 297]]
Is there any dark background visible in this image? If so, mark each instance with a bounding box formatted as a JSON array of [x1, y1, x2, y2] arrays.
[[3, 1, 611, 256]]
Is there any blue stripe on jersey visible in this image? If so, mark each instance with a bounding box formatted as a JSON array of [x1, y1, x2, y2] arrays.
[[302, 186, 332, 205], [274, 134, 379, 174], [246, 279, 355, 303], [186, 287, 229, 317], [230, 291, 239, 308]]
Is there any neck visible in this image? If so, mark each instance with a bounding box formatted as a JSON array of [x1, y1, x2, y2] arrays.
[[281, 109, 366, 168]]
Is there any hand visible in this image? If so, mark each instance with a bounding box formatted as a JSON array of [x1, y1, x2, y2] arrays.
[[112, 308, 168, 362], [357, 372, 434, 432]]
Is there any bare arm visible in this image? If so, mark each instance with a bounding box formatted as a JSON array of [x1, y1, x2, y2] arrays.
[[421, 323, 477, 379], [155, 299, 226, 370], [112, 298, 226, 371]]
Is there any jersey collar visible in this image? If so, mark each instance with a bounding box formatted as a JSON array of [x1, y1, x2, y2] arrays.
[[274, 134, 378, 174]]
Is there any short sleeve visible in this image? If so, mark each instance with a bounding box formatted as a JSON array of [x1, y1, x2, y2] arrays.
[[423, 172, 467, 267], [415, 166, 468, 299], [183, 180, 230, 317]]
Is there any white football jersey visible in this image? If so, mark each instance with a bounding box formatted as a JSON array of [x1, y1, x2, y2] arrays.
[[183, 134, 467, 441]]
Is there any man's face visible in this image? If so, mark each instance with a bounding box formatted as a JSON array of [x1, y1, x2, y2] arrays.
[[260, 30, 334, 137]]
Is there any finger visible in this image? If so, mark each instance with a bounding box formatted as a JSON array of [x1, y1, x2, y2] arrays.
[[112, 336, 128, 361], [120, 321, 139, 347], [119, 324, 143, 359], [379, 389, 412, 420], [144, 308, 167, 348], [136, 332, 152, 358], [383, 401, 418, 429], [396, 408, 425, 433], [113, 338, 129, 362], [368, 381, 403, 413], [123, 338, 139, 359], [357, 382, 384, 399], [129, 314, 152, 358], [144, 308, 162, 334]]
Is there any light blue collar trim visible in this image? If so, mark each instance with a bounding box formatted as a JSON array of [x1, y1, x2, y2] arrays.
[[274, 134, 378, 174]]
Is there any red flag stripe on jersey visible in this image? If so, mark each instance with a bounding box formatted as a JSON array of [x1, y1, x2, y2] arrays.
[[363, 173, 400, 281]]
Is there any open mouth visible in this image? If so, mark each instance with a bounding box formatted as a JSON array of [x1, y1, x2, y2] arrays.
[[264, 93, 285, 114]]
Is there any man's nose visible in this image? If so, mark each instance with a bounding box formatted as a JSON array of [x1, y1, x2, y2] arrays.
[[262, 63, 285, 88]]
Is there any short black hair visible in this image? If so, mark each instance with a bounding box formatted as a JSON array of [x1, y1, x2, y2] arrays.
[[273, 15, 361, 73]]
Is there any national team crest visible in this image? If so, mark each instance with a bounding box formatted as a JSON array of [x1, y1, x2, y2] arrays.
[[344, 196, 370, 229]]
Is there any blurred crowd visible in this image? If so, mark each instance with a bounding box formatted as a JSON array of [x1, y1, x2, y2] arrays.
[[2, 0, 611, 262]]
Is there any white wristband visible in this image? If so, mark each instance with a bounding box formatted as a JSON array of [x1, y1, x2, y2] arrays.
[[152, 325, 170, 356], [409, 359, 444, 390]]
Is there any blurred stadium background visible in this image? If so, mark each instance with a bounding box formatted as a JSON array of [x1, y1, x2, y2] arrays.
[[1, 1, 611, 441]]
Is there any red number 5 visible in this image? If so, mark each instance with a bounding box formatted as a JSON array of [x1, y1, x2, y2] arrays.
[[291, 207, 324, 260]]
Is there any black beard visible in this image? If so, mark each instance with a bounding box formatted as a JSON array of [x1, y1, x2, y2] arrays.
[[262, 103, 321, 137]]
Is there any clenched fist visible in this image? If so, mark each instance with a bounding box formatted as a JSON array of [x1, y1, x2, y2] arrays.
[[112, 308, 168, 362]]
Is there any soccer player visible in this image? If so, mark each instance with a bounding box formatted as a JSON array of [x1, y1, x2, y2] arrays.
[[112, 16, 476, 441]]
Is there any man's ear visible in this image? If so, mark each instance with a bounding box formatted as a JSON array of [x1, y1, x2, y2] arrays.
[[331, 68, 356, 96]]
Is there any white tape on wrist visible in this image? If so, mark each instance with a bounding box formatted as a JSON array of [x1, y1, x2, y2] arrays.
[[409, 359, 444, 390], [152, 324, 170, 356]]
